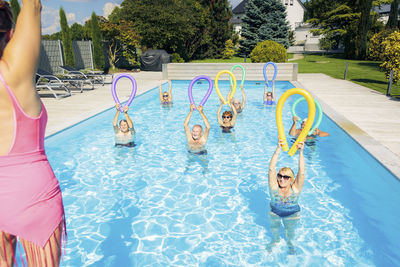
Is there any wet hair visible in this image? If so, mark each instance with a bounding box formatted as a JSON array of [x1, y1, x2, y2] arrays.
[[0, 1, 12, 41], [119, 119, 128, 127], [222, 110, 232, 118], [279, 167, 295, 181], [193, 124, 203, 131]]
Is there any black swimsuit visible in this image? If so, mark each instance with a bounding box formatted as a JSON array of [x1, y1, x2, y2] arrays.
[[221, 125, 234, 133], [115, 142, 136, 147]]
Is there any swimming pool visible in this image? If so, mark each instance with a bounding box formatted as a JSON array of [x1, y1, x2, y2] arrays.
[[30, 80, 400, 266]]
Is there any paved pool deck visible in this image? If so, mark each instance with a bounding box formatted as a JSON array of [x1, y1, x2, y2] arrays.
[[41, 72, 400, 178]]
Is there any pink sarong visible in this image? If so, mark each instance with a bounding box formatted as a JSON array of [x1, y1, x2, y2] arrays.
[[0, 72, 65, 248]]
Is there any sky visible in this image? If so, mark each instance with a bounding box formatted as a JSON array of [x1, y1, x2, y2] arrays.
[[40, 0, 243, 35], [41, 0, 123, 35]]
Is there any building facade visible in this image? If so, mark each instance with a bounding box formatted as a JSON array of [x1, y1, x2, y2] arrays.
[[231, 0, 306, 33]]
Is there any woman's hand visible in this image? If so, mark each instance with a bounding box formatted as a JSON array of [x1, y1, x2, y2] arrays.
[[190, 103, 195, 112], [293, 116, 299, 123], [197, 105, 203, 113], [116, 104, 121, 110], [297, 141, 304, 151], [313, 128, 320, 136], [277, 138, 284, 149], [123, 106, 129, 113]]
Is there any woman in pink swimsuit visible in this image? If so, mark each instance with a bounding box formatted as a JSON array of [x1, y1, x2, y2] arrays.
[[0, 1, 65, 266]]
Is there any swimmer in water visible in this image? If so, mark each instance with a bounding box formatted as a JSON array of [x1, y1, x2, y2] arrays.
[[289, 116, 329, 138], [268, 139, 305, 254], [184, 104, 210, 153], [113, 104, 135, 147], [231, 84, 246, 113], [159, 80, 172, 105], [217, 102, 237, 133], [264, 82, 275, 105]]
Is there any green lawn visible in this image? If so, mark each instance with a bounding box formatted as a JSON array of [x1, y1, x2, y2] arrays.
[[292, 53, 400, 96], [190, 56, 251, 63], [190, 53, 294, 63], [189, 53, 399, 97]]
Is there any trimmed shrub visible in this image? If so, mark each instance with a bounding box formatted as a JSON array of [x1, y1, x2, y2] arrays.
[[368, 29, 392, 61], [171, 53, 184, 63], [222, 39, 235, 59], [250, 40, 287, 63], [381, 31, 400, 83]]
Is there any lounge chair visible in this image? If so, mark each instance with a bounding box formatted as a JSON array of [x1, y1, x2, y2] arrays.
[[35, 70, 73, 99], [60, 65, 111, 86], [57, 66, 95, 88], [37, 68, 93, 94]]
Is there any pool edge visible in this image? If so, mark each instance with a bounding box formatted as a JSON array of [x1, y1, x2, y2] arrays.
[[293, 80, 400, 180]]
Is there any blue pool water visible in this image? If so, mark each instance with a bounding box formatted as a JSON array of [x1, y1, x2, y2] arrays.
[[37, 80, 399, 266]]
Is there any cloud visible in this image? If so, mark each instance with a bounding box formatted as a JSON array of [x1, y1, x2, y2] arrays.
[[41, 6, 59, 35], [103, 2, 120, 18], [63, 0, 98, 2], [67, 13, 76, 22], [41, 5, 78, 35]]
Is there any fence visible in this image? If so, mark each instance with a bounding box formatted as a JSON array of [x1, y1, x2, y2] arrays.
[[38, 40, 99, 74]]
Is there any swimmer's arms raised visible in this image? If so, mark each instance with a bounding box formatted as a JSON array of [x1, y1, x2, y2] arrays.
[[289, 116, 299, 136], [184, 104, 195, 141], [293, 142, 305, 192], [197, 105, 210, 141]]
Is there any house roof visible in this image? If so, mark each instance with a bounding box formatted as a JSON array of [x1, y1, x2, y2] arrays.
[[374, 4, 400, 15], [232, 0, 248, 14], [232, 0, 306, 15]]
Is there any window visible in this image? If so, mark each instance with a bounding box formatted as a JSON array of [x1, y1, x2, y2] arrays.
[[290, 0, 293, 5]]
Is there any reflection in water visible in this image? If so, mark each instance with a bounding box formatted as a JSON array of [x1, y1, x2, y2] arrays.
[[185, 150, 209, 174]]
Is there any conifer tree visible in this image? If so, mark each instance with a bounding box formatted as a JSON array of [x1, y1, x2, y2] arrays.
[[10, 0, 20, 24], [386, 0, 399, 29], [91, 12, 105, 69], [59, 7, 75, 67], [196, 0, 233, 58], [239, 0, 289, 56]]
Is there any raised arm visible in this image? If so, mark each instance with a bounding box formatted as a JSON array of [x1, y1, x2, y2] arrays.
[[217, 103, 223, 126], [294, 142, 305, 192], [1, 0, 42, 111], [113, 105, 120, 133], [272, 82, 275, 101], [264, 84, 268, 101], [240, 85, 246, 109], [269, 140, 283, 190], [198, 105, 210, 140], [184, 104, 195, 140], [289, 116, 299, 136], [158, 80, 163, 102], [229, 103, 238, 126], [123, 106, 134, 131], [168, 80, 172, 102]]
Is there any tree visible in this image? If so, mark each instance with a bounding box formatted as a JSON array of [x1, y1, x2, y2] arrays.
[[356, 0, 374, 59], [100, 19, 141, 68], [386, 0, 399, 29], [239, 0, 290, 57], [120, 0, 209, 61], [59, 7, 75, 67], [70, 23, 86, 40], [91, 12, 105, 69], [196, 0, 233, 59], [10, 0, 20, 24], [381, 30, 400, 83], [306, 0, 382, 59], [42, 32, 62, 40]]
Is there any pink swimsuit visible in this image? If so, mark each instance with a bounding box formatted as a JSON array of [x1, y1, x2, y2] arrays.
[[0, 73, 65, 248]]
